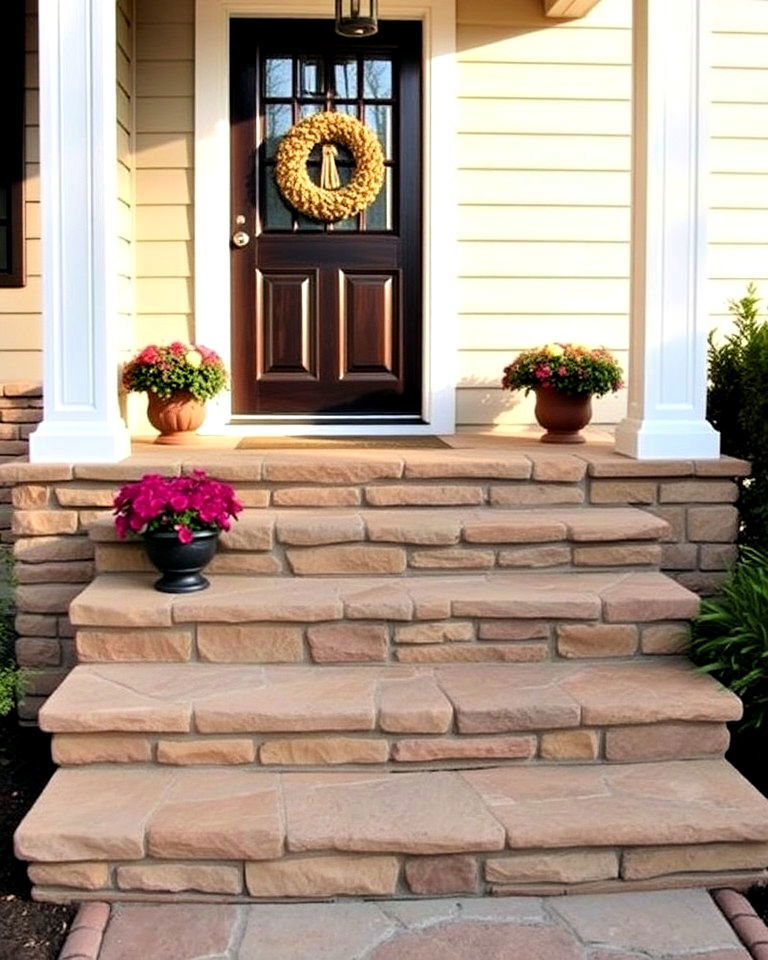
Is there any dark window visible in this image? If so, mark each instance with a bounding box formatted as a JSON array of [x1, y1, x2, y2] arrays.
[[0, 1, 26, 287]]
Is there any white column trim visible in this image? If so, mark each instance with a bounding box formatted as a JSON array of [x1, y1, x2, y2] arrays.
[[194, 0, 457, 436], [31, 0, 130, 463], [615, 0, 719, 460]]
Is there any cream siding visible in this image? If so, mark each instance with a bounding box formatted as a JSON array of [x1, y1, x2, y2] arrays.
[[134, 0, 194, 350], [117, 0, 136, 361], [456, 0, 768, 430], [0, 0, 43, 380]]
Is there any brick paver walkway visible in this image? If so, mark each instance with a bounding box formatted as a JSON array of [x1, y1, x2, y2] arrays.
[[93, 890, 750, 960]]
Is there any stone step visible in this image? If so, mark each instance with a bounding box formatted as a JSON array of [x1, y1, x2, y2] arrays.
[[70, 571, 699, 664], [89, 507, 669, 577], [16, 759, 768, 902], [38, 658, 739, 769]]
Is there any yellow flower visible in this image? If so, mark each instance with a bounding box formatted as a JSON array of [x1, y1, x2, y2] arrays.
[[185, 350, 202, 368], [543, 342, 564, 357]]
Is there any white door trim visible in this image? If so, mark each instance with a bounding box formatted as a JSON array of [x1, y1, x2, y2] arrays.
[[194, 0, 457, 436]]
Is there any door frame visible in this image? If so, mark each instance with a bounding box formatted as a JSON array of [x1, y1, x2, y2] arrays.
[[194, 0, 457, 435]]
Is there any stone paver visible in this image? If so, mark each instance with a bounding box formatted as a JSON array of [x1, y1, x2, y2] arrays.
[[94, 892, 752, 960]]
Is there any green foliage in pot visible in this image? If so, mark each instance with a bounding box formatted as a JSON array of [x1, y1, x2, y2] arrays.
[[122, 342, 228, 402], [707, 284, 768, 546], [501, 343, 624, 397], [690, 547, 768, 731]]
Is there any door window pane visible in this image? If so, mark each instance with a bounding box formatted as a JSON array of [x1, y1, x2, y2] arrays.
[[300, 103, 323, 119], [299, 57, 323, 98], [334, 59, 358, 99], [365, 169, 392, 230], [264, 58, 293, 97], [364, 104, 392, 159], [363, 59, 392, 99], [264, 175, 293, 229], [264, 103, 292, 157]]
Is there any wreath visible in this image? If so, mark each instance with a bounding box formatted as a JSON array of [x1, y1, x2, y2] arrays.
[[274, 111, 385, 223]]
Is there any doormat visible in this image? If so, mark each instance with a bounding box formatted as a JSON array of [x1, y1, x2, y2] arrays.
[[237, 436, 451, 450]]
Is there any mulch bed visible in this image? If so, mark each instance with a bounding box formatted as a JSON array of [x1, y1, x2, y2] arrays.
[[727, 728, 768, 926], [0, 714, 75, 960]]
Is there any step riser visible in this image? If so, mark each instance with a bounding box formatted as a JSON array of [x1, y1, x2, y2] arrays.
[[74, 619, 693, 664], [49, 721, 731, 769], [26, 847, 768, 905], [94, 540, 664, 577]]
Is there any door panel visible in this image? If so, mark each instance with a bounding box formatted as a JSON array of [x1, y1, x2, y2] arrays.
[[257, 272, 318, 381], [230, 20, 422, 420], [340, 272, 398, 381]]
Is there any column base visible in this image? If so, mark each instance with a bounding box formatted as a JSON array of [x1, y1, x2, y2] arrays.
[[29, 420, 131, 464], [614, 417, 721, 460]]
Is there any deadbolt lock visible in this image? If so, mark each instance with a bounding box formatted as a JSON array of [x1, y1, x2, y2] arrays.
[[232, 230, 250, 248]]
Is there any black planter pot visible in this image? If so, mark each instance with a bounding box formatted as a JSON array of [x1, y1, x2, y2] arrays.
[[143, 529, 219, 593]]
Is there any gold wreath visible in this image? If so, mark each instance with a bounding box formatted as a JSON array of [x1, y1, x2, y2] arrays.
[[274, 112, 385, 223]]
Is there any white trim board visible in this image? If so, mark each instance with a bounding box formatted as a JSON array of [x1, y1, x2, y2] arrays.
[[194, 0, 457, 436]]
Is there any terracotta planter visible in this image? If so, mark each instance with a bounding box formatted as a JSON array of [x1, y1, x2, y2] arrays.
[[534, 386, 592, 444], [146, 392, 205, 445], [143, 529, 218, 593]]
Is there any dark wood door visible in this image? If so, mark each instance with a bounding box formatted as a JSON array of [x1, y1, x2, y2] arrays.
[[230, 20, 422, 420]]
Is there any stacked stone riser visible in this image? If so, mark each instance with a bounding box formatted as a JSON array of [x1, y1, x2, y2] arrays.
[[72, 617, 694, 664], [89, 506, 670, 577], [26, 844, 768, 905]]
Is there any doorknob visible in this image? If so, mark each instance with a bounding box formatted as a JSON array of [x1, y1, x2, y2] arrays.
[[232, 230, 251, 248]]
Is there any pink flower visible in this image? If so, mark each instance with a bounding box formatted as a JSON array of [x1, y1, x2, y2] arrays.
[[535, 364, 552, 380], [177, 525, 193, 544], [558, 366, 567, 377]]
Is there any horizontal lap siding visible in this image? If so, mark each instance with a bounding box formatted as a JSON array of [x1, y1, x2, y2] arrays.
[[456, 0, 631, 428], [457, 0, 768, 429], [0, 1, 43, 379], [117, 0, 135, 372], [134, 0, 194, 351]]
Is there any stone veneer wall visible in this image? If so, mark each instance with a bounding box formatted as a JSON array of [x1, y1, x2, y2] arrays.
[[0, 453, 748, 722], [0, 382, 43, 539]]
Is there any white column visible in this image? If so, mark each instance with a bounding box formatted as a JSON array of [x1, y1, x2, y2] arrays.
[[30, 0, 131, 463], [614, 0, 720, 460]]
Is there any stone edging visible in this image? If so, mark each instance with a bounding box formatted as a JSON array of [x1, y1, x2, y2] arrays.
[[58, 902, 110, 960], [714, 888, 768, 960]]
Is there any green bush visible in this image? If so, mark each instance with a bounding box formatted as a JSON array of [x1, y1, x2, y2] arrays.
[[0, 545, 24, 716], [690, 547, 768, 731], [707, 284, 768, 547]]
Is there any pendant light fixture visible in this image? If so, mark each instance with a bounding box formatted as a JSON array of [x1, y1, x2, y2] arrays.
[[335, 0, 378, 37]]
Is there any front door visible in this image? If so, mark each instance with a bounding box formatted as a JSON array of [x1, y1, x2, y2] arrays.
[[230, 19, 422, 421]]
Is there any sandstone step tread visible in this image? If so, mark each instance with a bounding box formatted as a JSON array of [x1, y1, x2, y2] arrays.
[[16, 760, 768, 865], [39, 659, 741, 736], [70, 571, 699, 627], [89, 507, 668, 549]]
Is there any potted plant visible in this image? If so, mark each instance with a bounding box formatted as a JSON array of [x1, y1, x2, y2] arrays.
[[121, 342, 228, 444], [501, 342, 624, 443], [114, 471, 243, 593]]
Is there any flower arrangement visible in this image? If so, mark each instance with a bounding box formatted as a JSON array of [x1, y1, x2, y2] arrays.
[[114, 470, 243, 544], [502, 343, 624, 397], [122, 343, 228, 402]]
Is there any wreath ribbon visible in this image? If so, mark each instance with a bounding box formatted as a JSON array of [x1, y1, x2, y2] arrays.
[[320, 144, 341, 191]]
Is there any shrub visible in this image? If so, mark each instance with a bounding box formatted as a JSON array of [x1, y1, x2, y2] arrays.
[[0, 546, 24, 717], [707, 284, 768, 546], [690, 547, 768, 731], [122, 342, 228, 402], [501, 343, 624, 397]]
